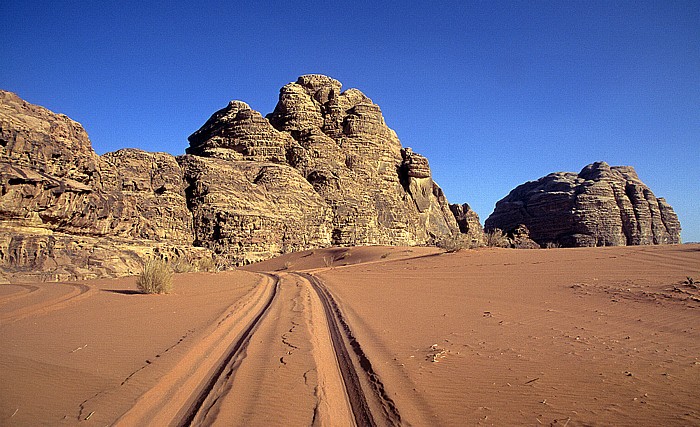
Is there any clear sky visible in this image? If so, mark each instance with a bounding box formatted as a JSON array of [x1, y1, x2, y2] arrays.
[[2, 1, 698, 241]]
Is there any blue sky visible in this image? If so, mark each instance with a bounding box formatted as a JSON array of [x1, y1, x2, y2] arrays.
[[2, 1, 698, 241]]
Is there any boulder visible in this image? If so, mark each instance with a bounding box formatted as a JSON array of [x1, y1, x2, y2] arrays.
[[485, 162, 681, 247]]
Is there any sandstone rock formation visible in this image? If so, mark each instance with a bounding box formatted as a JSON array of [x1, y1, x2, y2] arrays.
[[0, 90, 209, 282], [449, 203, 484, 246], [1, 75, 471, 281], [185, 75, 461, 259], [485, 162, 681, 247]]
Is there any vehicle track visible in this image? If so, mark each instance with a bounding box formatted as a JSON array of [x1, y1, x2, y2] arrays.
[[0, 282, 93, 323], [297, 272, 402, 427], [179, 273, 280, 426], [112, 274, 279, 426]]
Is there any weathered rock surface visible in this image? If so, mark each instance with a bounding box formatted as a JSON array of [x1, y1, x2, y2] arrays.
[[187, 74, 461, 257], [485, 162, 682, 247], [0, 90, 206, 282], [1, 76, 471, 280], [179, 155, 332, 264], [449, 203, 484, 246]]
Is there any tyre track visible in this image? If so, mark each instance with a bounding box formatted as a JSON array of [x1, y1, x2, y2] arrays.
[[0, 283, 40, 305], [297, 272, 402, 427], [179, 273, 280, 426], [112, 274, 278, 427], [0, 282, 93, 323]]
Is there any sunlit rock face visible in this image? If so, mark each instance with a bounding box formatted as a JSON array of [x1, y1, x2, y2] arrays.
[[485, 162, 681, 247], [1, 75, 473, 278], [0, 90, 206, 282], [185, 74, 463, 260]]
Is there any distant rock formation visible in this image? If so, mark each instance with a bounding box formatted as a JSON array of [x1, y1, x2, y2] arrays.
[[449, 203, 484, 247], [0, 75, 472, 281], [485, 162, 681, 247], [0, 91, 208, 282]]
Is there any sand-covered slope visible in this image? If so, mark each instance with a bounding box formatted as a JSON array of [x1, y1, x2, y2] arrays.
[[1, 245, 698, 425]]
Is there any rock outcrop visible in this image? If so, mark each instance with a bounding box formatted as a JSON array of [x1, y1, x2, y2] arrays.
[[185, 75, 461, 259], [0, 90, 209, 282], [449, 203, 484, 246], [485, 162, 681, 247], [1, 75, 470, 281]]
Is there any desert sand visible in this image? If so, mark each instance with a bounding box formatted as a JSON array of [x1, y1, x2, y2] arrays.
[[1, 244, 698, 426]]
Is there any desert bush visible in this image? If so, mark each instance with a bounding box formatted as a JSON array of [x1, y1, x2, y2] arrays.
[[137, 259, 173, 294], [435, 235, 470, 253], [169, 256, 195, 273], [323, 256, 333, 267], [197, 257, 217, 272], [545, 241, 561, 249], [485, 229, 509, 248]]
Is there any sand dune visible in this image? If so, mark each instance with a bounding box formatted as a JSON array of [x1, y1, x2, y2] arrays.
[[1, 245, 698, 425]]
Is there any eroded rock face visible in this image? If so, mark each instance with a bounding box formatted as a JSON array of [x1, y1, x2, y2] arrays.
[[187, 74, 460, 251], [449, 203, 484, 246], [179, 155, 332, 265], [0, 75, 471, 280], [0, 90, 203, 282], [485, 162, 681, 247]]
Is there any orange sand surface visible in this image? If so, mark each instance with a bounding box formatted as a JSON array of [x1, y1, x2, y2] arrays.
[[1, 244, 699, 426]]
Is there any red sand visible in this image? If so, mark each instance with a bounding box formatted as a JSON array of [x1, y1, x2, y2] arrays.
[[1, 244, 698, 426]]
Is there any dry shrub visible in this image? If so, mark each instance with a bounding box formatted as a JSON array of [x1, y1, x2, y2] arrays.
[[435, 235, 470, 253], [197, 257, 217, 272], [137, 259, 173, 294], [169, 256, 195, 273], [485, 229, 509, 248], [545, 241, 561, 249]]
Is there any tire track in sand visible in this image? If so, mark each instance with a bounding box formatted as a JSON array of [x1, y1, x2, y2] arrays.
[[0, 282, 93, 323], [111, 274, 278, 427], [188, 272, 355, 426], [179, 273, 280, 426], [297, 272, 402, 427]]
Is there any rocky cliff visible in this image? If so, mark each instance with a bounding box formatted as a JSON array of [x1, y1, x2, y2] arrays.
[[0, 75, 470, 281], [184, 75, 462, 259], [0, 90, 211, 282], [485, 162, 681, 247]]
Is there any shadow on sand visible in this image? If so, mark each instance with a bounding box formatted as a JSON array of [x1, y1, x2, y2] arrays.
[[102, 289, 143, 295]]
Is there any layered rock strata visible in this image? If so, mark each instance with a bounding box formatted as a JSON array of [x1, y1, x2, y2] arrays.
[[1, 75, 472, 280], [485, 162, 681, 247], [0, 90, 209, 282], [186, 75, 461, 256]]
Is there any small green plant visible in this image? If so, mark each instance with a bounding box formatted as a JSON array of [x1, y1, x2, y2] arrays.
[[485, 229, 509, 248], [137, 259, 173, 294]]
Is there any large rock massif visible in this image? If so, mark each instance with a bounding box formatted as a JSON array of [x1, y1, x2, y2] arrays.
[[0, 75, 476, 282], [485, 162, 681, 247], [184, 75, 464, 258]]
